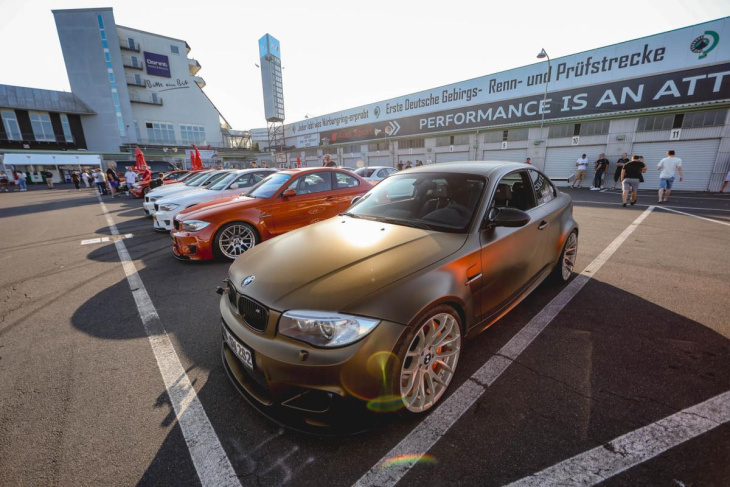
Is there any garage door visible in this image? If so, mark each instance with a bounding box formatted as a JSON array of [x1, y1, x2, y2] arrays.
[[435, 151, 469, 163], [482, 149, 528, 163], [545, 145, 607, 187], [632, 140, 720, 191], [368, 155, 391, 166], [342, 157, 365, 169]]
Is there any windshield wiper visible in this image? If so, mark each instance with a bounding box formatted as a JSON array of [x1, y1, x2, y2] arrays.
[[379, 217, 433, 230]]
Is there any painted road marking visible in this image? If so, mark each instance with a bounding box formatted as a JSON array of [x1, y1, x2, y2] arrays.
[[354, 207, 656, 487], [81, 234, 134, 245], [96, 196, 240, 487], [657, 206, 730, 227], [573, 200, 730, 212], [506, 390, 730, 486]]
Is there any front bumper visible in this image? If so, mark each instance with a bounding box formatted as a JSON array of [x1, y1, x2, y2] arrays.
[[219, 291, 407, 414], [171, 227, 215, 260], [142, 200, 156, 216], [153, 210, 176, 231]]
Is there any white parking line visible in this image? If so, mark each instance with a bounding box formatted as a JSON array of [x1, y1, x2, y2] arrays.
[[656, 206, 730, 227], [353, 207, 656, 487], [506, 390, 730, 486], [573, 200, 730, 212], [96, 196, 240, 487], [80, 234, 134, 245]]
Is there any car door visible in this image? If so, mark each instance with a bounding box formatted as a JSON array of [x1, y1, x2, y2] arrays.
[[529, 170, 564, 269], [332, 171, 365, 212], [477, 170, 549, 319], [268, 171, 339, 235]]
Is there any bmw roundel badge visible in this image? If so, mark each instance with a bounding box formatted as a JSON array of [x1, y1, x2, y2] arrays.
[[242, 276, 255, 287]]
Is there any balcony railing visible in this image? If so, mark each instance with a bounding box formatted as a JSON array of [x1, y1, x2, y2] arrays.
[[118, 37, 140, 52], [129, 92, 163, 105], [122, 57, 144, 70], [193, 76, 206, 88], [188, 58, 202, 76], [126, 75, 146, 87]]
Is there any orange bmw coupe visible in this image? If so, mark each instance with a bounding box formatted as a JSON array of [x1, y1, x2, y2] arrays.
[[171, 167, 371, 260]]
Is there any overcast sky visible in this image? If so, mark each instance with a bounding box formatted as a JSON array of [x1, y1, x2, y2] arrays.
[[1, 0, 728, 131]]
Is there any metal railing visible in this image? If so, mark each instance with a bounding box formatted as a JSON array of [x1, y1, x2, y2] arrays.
[[128, 92, 163, 105], [0, 132, 75, 144]]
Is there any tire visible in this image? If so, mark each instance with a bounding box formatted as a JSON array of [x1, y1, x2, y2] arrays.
[[551, 230, 578, 284], [143, 186, 150, 195], [392, 305, 463, 414], [213, 222, 260, 261]]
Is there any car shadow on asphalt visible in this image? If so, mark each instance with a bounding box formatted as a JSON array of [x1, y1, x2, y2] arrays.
[[68, 261, 730, 485]]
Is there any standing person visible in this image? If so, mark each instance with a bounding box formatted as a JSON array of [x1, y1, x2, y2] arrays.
[[106, 163, 120, 198], [612, 153, 629, 189], [397, 161, 404, 171], [621, 155, 647, 207], [140, 165, 151, 182], [592, 154, 610, 190], [0, 171, 8, 192], [323, 154, 336, 167], [571, 154, 588, 188], [16, 170, 27, 191], [657, 150, 684, 203], [81, 169, 91, 188], [71, 172, 81, 190], [525, 158, 532, 165], [124, 166, 136, 196], [721, 170, 730, 193], [93, 169, 107, 195], [250, 160, 257, 168], [44, 169, 54, 189], [261, 161, 268, 168]]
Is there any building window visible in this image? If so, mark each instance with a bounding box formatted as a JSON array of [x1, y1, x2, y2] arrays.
[[134, 120, 141, 140], [399, 138, 425, 149], [1, 110, 21, 141], [506, 128, 529, 141], [483, 131, 505, 143], [304, 149, 318, 158], [548, 124, 576, 139], [682, 109, 727, 128], [636, 114, 674, 132], [578, 120, 610, 136], [368, 141, 388, 151], [60, 114, 74, 142], [29, 111, 55, 141], [436, 134, 471, 146], [128, 38, 136, 50], [180, 124, 206, 144], [131, 56, 140, 68], [146, 122, 176, 144], [171, 45, 179, 54], [346, 144, 361, 154]]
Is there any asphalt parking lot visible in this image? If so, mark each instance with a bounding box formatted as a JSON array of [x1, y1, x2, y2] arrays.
[[1, 183, 728, 486]]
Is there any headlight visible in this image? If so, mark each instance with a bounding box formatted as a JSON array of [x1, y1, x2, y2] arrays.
[[181, 220, 210, 232], [279, 310, 380, 348], [159, 203, 179, 211], [149, 197, 158, 202]]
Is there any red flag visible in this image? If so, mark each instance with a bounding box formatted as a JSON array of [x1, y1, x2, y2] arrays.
[[134, 147, 149, 172], [191, 145, 203, 170]]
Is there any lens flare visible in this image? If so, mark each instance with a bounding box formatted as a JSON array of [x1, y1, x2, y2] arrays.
[[380, 454, 438, 470], [367, 395, 403, 413], [340, 351, 399, 403]]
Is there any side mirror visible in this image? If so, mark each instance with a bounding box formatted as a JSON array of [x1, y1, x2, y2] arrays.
[[487, 207, 531, 228], [229, 183, 239, 189], [282, 188, 297, 198]]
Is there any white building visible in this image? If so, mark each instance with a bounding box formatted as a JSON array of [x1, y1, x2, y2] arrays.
[[53, 7, 226, 153]]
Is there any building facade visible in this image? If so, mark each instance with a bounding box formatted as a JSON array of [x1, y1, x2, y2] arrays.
[[270, 17, 730, 191]]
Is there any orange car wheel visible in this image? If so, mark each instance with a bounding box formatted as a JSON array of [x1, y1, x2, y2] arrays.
[[214, 222, 260, 261]]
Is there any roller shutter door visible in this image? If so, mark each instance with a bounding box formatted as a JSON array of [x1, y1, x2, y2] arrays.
[[367, 155, 391, 166], [342, 157, 365, 169], [435, 151, 469, 163], [632, 140, 719, 191], [545, 145, 606, 187], [482, 149, 528, 163]]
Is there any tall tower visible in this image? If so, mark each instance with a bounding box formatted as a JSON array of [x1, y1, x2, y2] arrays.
[[258, 34, 285, 152]]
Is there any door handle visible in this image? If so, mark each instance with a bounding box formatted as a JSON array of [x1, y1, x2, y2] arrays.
[[538, 220, 549, 230]]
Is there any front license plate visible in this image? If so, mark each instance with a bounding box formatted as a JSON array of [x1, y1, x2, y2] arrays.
[[224, 328, 254, 370]]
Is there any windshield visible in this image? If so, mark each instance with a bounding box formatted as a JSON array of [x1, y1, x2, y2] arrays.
[[355, 167, 375, 177], [200, 172, 230, 187], [207, 172, 239, 191], [183, 172, 208, 186], [165, 171, 188, 181], [345, 173, 486, 233], [247, 173, 292, 198]]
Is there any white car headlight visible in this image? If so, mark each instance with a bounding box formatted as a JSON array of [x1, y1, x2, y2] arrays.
[[159, 203, 180, 211], [180, 220, 210, 232], [148, 196, 158, 202], [279, 310, 380, 348]]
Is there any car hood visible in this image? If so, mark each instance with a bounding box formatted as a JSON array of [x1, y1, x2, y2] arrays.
[[158, 187, 231, 207], [228, 216, 467, 313], [148, 183, 199, 198], [177, 195, 260, 221]]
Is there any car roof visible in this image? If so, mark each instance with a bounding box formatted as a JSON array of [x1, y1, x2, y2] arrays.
[[404, 161, 533, 178], [278, 167, 350, 175]]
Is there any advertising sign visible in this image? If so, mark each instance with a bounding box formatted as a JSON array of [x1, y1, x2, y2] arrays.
[[283, 17, 729, 143], [296, 133, 320, 148], [144, 51, 171, 78]]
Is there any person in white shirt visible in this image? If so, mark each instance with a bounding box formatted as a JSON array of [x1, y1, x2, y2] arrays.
[[571, 154, 588, 188], [124, 167, 137, 196], [81, 170, 91, 188], [657, 150, 683, 203]]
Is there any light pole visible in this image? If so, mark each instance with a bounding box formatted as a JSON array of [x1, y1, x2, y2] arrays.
[[537, 48, 551, 140]]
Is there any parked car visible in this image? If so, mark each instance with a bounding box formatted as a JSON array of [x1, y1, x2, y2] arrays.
[[354, 166, 397, 182], [129, 170, 194, 198], [152, 169, 276, 231], [219, 162, 578, 423], [170, 167, 371, 260], [142, 170, 227, 217]]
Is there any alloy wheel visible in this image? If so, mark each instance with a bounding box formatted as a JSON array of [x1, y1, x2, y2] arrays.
[[218, 224, 256, 259], [562, 232, 578, 280]]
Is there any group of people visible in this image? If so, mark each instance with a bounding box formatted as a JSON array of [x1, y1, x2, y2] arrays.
[[568, 150, 685, 206], [396, 160, 424, 170], [0, 170, 28, 192], [248, 160, 268, 168]]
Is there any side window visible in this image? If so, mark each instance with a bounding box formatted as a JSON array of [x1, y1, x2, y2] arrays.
[[377, 169, 387, 178], [286, 172, 333, 195], [334, 172, 360, 189], [492, 171, 536, 211], [232, 174, 251, 188], [530, 170, 557, 206]]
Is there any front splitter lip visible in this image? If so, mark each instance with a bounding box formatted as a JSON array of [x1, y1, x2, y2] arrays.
[[220, 345, 390, 436]]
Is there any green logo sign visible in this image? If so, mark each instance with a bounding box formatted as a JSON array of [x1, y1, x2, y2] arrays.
[[690, 31, 719, 59]]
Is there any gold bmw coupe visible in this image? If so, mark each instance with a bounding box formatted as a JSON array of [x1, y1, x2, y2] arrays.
[[219, 162, 578, 426]]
